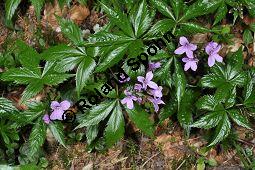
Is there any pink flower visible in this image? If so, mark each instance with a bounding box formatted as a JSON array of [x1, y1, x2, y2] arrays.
[[205, 41, 223, 67], [121, 90, 137, 109], [148, 97, 165, 112], [174, 36, 197, 58], [134, 83, 143, 92], [148, 86, 163, 98], [43, 114, 51, 124], [182, 57, 199, 71], [137, 71, 158, 90], [50, 100, 71, 121], [148, 62, 161, 71]]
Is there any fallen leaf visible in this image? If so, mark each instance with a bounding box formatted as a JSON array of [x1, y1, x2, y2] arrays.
[[69, 5, 90, 25]]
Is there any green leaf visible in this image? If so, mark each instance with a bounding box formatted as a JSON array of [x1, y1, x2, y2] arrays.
[[180, 0, 221, 21], [227, 48, 243, 71], [5, 0, 22, 26], [180, 22, 212, 34], [143, 19, 175, 40], [88, 31, 133, 47], [28, 119, 46, 157], [126, 104, 154, 137], [150, 0, 175, 20], [15, 40, 40, 72], [208, 112, 231, 146], [174, 57, 186, 110], [159, 98, 177, 122], [191, 111, 223, 129], [30, 0, 45, 19], [228, 109, 252, 130], [58, 0, 71, 8], [214, 85, 231, 103], [225, 86, 236, 109], [21, 80, 44, 103], [0, 97, 17, 115], [100, 2, 133, 37], [196, 95, 217, 111], [177, 90, 194, 134], [105, 101, 125, 147], [95, 43, 130, 72], [213, 3, 228, 25], [57, 17, 83, 45], [42, 73, 73, 85], [76, 57, 96, 96], [86, 125, 99, 145], [41, 44, 85, 61], [54, 56, 83, 72], [76, 100, 116, 129], [130, 0, 152, 37], [49, 122, 66, 147], [170, 0, 183, 19], [1, 68, 41, 84], [243, 29, 253, 45]]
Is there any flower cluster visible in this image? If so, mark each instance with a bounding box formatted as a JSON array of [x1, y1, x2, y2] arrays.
[[174, 36, 223, 71], [43, 100, 71, 124], [121, 70, 164, 112]]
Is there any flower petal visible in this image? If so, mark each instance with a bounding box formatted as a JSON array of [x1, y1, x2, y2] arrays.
[[182, 57, 189, 63], [60, 100, 71, 110], [186, 50, 194, 58], [147, 81, 158, 89], [121, 97, 129, 104], [51, 101, 60, 110], [50, 110, 64, 120], [137, 76, 145, 83], [213, 54, 223, 62], [174, 46, 186, 55], [126, 100, 134, 109], [43, 114, 51, 124], [208, 56, 215, 67], [184, 62, 191, 71], [146, 71, 154, 81], [179, 36, 189, 45], [190, 62, 198, 71]]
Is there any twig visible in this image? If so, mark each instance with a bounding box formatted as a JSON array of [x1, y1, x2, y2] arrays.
[[176, 159, 186, 170], [140, 152, 160, 168]]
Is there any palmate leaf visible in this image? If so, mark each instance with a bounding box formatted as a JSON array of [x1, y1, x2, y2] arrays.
[[177, 90, 195, 135], [95, 43, 130, 72], [76, 57, 96, 97], [75, 100, 116, 129], [170, 0, 183, 19], [196, 95, 218, 111], [173, 57, 186, 111], [105, 101, 125, 147], [180, 22, 212, 34], [208, 112, 231, 146], [0, 97, 17, 115], [49, 121, 66, 147], [129, 0, 152, 38], [191, 110, 223, 129], [100, 1, 133, 37], [86, 125, 99, 145], [28, 119, 47, 157], [180, 0, 221, 21], [21, 80, 44, 103], [57, 17, 84, 45], [228, 109, 252, 130], [126, 104, 154, 137], [5, 0, 22, 26], [30, 0, 45, 19], [150, 0, 175, 20], [213, 2, 228, 26]]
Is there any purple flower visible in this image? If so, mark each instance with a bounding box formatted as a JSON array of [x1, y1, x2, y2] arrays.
[[148, 97, 165, 112], [182, 57, 199, 71], [43, 114, 51, 124], [148, 86, 163, 98], [137, 71, 158, 90], [121, 90, 137, 109], [119, 73, 130, 83], [148, 62, 161, 71], [137, 97, 143, 104], [205, 41, 223, 67], [134, 83, 143, 92], [174, 36, 197, 58], [50, 100, 71, 120]]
